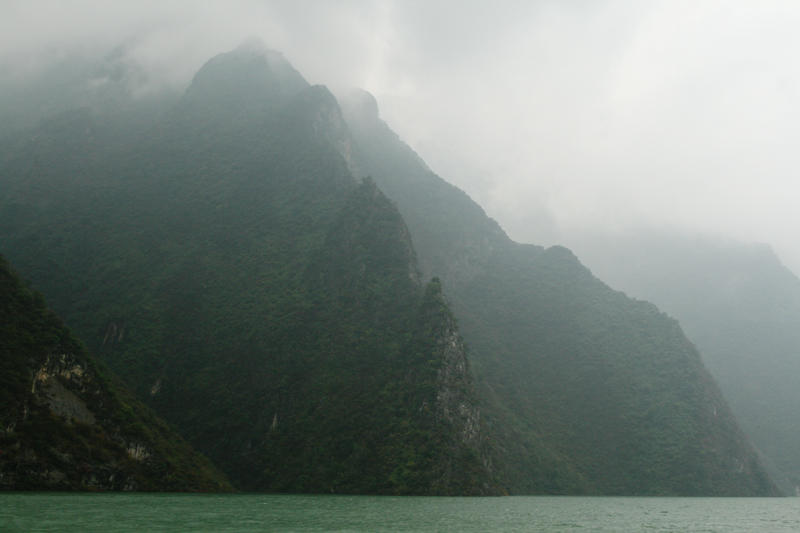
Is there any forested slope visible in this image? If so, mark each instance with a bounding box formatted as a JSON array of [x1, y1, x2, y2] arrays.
[[0, 41, 496, 494], [0, 253, 232, 491], [571, 232, 800, 495], [0, 40, 780, 495], [340, 89, 778, 496]]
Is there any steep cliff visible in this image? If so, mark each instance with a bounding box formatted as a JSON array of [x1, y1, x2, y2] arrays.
[[246, 179, 496, 494], [417, 278, 495, 493], [0, 253, 232, 491]]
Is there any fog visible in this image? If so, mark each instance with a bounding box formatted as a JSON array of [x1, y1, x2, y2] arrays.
[[3, 0, 800, 273]]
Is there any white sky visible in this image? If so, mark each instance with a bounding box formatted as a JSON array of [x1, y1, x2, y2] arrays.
[[2, 0, 800, 273]]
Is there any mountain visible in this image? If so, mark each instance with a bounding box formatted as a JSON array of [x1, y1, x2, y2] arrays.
[[0, 41, 495, 495], [568, 231, 800, 495], [0, 253, 232, 491], [339, 89, 778, 496], [0, 40, 778, 495]]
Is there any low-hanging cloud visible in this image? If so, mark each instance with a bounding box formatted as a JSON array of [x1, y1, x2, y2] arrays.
[[3, 0, 800, 273]]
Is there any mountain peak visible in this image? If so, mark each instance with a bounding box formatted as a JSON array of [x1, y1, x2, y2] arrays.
[[177, 39, 309, 123]]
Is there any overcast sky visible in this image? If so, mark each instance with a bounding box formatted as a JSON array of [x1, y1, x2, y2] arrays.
[[3, 0, 800, 273]]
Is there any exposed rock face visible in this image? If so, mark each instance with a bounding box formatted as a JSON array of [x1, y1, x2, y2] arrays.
[[32, 354, 97, 426], [1, 343, 189, 490], [306, 86, 362, 178], [1, 346, 141, 490], [0, 253, 232, 492], [416, 278, 496, 494], [434, 297, 482, 451]]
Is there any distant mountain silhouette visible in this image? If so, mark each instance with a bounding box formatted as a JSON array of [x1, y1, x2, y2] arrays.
[[571, 230, 800, 495]]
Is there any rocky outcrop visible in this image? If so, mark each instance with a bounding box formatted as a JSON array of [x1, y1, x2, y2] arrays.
[[31, 353, 96, 425], [0, 253, 232, 492], [434, 302, 482, 451], [307, 87, 362, 178], [417, 278, 496, 493]]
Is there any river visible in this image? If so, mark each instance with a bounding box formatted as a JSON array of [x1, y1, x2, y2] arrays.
[[2, 493, 798, 532]]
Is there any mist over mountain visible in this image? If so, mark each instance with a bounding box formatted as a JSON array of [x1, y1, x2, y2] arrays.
[[4, 1, 800, 272], [339, 86, 777, 496], [0, 41, 497, 495], [570, 230, 800, 495], [0, 41, 183, 146], [0, 40, 779, 495]]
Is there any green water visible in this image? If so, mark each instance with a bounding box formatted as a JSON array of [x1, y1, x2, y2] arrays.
[[1, 494, 798, 532]]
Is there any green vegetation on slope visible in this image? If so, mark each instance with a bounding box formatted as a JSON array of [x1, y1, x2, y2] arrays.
[[0, 41, 779, 496], [0, 253, 232, 491], [572, 231, 800, 494], [340, 89, 778, 496], [0, 42, 496, 494], [249, 180, 495, 494]]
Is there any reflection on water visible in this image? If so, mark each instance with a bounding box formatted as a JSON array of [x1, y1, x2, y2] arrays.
[[1, 493, 798, 532]]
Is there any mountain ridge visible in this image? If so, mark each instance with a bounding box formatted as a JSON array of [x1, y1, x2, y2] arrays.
[[0, 41, 779, 496], [569, 230, 800, 495], [338, 85, 778, 495]]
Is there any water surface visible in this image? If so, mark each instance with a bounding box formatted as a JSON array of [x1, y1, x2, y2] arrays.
[[2, 493, 798, 532]]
